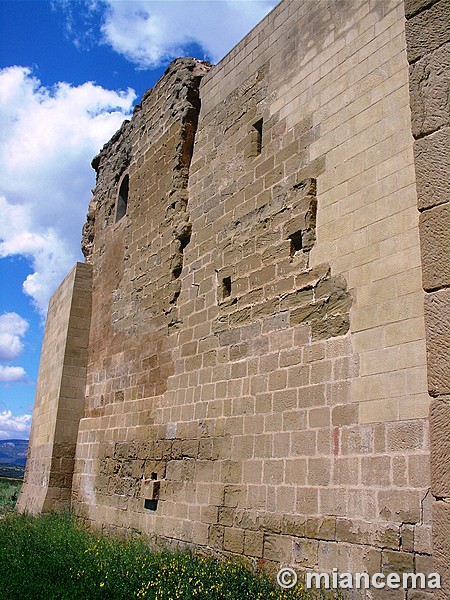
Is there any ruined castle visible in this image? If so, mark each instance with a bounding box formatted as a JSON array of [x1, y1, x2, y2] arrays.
[[18, 0, 449, 597]]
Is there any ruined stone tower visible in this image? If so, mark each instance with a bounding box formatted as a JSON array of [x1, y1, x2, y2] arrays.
[[18, 0, 449, 597]]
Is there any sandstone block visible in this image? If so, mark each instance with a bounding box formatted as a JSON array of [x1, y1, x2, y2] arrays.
[[208, 524, 224, 550], [292, 538, 318, 568], [420, 203, 450, 290], [378, 491, 421, 524], [281, 514, 306, 537], [263, 534, 292, 562], [223, 527, 245, 553], [409, 43, 450, 138], [406, 0, 450, 62], [414, 128, 449, 210], [432, 502, 450, 598], [244, 530, 264, 558], [386, 421, 425, 452], [430, 399, 450, 497], [405, 0, 442, 18], [381, 549, 414, 574], [424, 289, 450, 395]]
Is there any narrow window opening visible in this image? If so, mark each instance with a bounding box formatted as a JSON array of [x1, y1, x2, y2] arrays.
[[144, 477, 160, 511], [253, 118, 263, 155], [115, 174, 129, 222], [222, 276, 232, 298], [289, 231, 303, 256]]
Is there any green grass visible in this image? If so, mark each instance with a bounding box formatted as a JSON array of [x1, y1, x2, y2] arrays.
[[0, 513, 341, 600], [0, 479, 21, 515]]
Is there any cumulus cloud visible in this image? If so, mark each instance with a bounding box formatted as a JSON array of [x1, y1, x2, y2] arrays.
[[0, 366, 28, 384], [0, 313, 29, 362], [0, 409, 31, 439], [77, 0, 278, 68], [0, 66, 136, 314]]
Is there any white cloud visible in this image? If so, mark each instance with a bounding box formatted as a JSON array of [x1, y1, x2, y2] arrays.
[[0, 409, 31, 439], [0, 313, 29, 362], [0, 366, 28, 384], [0, 66, 136, 314], [96, 0, 278, 68]]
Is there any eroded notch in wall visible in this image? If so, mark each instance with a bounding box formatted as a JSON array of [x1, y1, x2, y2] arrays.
[[247, 118, 263, 158], [171, 221, 192, 281]]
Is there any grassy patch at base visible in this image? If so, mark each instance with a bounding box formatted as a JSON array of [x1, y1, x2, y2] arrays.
[[0, 513, 341, 599]]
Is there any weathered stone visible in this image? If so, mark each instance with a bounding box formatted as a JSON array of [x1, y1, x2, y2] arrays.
[[430, 400, 450, 497], [409, 43, 450, 138], [424, 289, 450, 395], [420, 203, 450, 290], [406, 0, 450, 62], [432, 502, 450, 599], [263, 534, 292, 562], [414, 128, 449, 211], [405, 0, 442, 19]]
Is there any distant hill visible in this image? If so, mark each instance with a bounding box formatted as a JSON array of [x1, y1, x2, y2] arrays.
[[0, 439, 29, 466]]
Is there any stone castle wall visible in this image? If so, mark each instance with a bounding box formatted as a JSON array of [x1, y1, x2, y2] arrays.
[[404, 0, 449, 596], [19, 0, 449, 597]]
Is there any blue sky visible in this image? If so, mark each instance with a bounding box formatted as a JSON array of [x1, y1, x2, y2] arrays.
[[0, 0, 277, 439]]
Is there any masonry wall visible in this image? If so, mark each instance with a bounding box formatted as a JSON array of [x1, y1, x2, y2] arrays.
[[67, 1, 437, 595], [17, 262, 91, 514], [19, 0, 447, 595], [72, 58, 211, 515]]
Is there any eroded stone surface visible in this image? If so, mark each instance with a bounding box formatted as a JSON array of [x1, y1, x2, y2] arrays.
[[405, 0, 450, 62], [409, 43, 450, 138], [424, 289, 450, 395], [420, 203, 450, 290], [414, 128, 449, 211]]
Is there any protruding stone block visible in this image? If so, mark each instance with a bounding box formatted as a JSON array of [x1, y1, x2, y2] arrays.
[[424, 289, 450, 395], [414, 128, 450, 211], [405, 0, 450, 62], [420, 203, 450, 290], [409, 43, 450, 138], [430, 400, 450, 497]]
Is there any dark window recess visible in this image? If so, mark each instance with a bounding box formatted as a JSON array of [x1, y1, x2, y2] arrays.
[[115, 174, 129, 222], [144, 498, 158, 511], [253, 118, 263, 155], [222, 276, 232, 298], [144, 478, 160, 511], [289, 231, 303, 256]]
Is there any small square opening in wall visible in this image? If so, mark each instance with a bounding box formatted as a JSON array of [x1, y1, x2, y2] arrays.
[[144, 498, 158, 511], [222, 276, 232, 298], [253, 118, 263, 155], [289, 231, 303, 256]]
